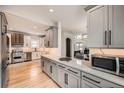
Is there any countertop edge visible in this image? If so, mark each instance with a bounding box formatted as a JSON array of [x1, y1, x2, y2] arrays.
[[41, 55, 124, 87]]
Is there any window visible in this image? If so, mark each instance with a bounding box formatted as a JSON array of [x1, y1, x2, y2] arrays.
[[74, 42, 83, 51], [31, 40, 38, 48]]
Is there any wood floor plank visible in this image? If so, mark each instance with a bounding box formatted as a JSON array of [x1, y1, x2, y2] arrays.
[[8, 60, 59, 88]]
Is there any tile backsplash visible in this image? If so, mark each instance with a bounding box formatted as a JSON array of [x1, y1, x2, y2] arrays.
[[90, 48, 124, 57]]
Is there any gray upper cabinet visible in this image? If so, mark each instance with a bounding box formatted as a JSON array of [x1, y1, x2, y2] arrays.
[[44, 30, 50, 47], [44, 27, 58, 48], [88, 6, 108, 48], [109, 6, 124, 48], [88, 5, 124, 48]]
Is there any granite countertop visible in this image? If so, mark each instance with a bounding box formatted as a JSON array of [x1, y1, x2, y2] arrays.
[[41, 54, 124, 87]]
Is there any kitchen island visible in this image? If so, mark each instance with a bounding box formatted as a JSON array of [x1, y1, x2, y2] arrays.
[[41, 55, 124, 88]]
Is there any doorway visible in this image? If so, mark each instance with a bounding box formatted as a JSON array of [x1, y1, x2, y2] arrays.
[[66, 38, 71, 57]]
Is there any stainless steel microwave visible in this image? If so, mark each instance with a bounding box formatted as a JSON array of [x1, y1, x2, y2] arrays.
[[91, 55, 124, 77]]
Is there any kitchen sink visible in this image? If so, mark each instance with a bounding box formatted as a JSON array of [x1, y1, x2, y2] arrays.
[[59, 57, 72, 61]]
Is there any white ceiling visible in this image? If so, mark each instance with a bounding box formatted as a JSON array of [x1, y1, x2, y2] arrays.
[[0, 5, 87, 34], [5, 12, 48, 35]]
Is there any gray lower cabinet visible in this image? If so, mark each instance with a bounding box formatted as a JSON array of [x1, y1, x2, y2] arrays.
[[41, 58, 58, 83], [43, 59, 49, 75], [51, 62, 58, 82], [41, 57, 123, 88], [67, 73, 80, 88], [58, 66, 65, 87], [58, 64, 80, 88]]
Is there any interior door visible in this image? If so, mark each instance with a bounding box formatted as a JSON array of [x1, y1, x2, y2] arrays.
[[109, 6, 124, 48], [88, 6, 108, 48], [66, 38, 71, 57]]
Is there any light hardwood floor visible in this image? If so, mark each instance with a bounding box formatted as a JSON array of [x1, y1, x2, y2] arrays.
[[8, 60, 59, 88]]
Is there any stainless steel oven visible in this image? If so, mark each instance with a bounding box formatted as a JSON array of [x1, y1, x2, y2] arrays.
[[12, 49, 24, 64], [91, 55, 124, 77], [119, 58, 124, 77]]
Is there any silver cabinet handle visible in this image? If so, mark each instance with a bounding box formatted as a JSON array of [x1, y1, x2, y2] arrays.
[[50, 65, 52, 73], [58, 65, 65, 69], [42, 61, 44, 67], [48, 41, 50, 47], [104, 31, 107, 45], [64, 73, 68, 85], [83, 75, 100, 84], [67, 69, 78, 74], [108, 30, 112, 45]]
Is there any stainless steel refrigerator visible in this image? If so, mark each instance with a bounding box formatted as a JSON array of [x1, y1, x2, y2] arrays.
[[0, 12, 9, 88]]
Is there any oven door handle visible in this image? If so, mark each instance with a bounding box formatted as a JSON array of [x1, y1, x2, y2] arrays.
[[116, 57, 120, 75]]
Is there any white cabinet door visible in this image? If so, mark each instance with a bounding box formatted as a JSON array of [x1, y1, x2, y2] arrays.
[[109, 6, 124, 48], [32, 52, 41, 60], [67, 73, 80, 88], [44, 60, 51, 76], [32, 52, 36, 60], [81, 79, 100, 88], [51, 63, 58, 82], [58, 67, 66, 88], [88, 6, 108, 48], [43, 60, 48, 73]]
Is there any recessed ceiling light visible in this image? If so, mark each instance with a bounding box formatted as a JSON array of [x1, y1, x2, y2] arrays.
[[9, 27, 13, 30], [49, 9, 54, 12], [33, 26, 37, 29]]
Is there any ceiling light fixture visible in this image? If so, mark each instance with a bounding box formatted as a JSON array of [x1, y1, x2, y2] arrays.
[[33, 26, 37, 29], [9, 27, 13, 30], [49, 9, 54, 13]]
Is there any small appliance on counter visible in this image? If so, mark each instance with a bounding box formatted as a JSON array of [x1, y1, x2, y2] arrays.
[[91, 55, 124, 77]]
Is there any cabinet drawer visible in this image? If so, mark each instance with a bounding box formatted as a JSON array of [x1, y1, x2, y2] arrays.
[[58, 64, 66, 70], [67, 67, 80, 77], [82, 71, 123, 88], [81, 79, 100, 88], [101, 80, 122, 88], [82, 72, 101, 87]]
